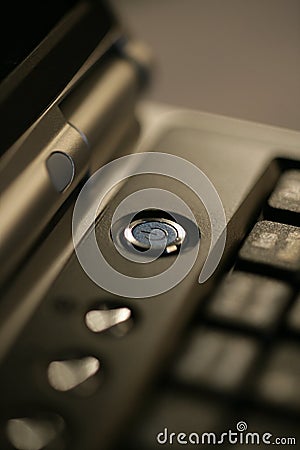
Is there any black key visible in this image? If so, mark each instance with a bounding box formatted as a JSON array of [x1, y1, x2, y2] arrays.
[[267, 170, 300, 225], [173, 328, 258, 394], [256, 343, 300, 412], [130, 390, 226, 449], [207, 272, 292, 333], [287, 293, 300, 334], [239, 221, 300, 281]]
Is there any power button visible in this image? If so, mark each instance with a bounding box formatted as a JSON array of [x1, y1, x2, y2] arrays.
[[124, 217, 186, 254]]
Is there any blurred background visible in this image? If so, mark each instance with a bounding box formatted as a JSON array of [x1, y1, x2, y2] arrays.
[[111, 0, 300, 131]]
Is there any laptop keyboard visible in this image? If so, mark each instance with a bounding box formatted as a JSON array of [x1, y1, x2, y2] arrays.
[[125, 166, 300, 449], [0, 163, 299, 450], [266, 169, 300, 225], [239, 221, 300, 279]]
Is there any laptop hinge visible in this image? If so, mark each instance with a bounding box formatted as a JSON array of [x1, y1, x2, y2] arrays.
[[0, 39, 152, 286], [60, 39, 152, 168]]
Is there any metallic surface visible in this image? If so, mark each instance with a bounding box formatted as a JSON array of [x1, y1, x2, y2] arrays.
[[0, 39, 152, 288], [48, 357, 100, 392], [1, 104, 299, 449], [124, 218, 186, 252], [7, 417, 64, 450], [0, 107, 89, 285], [85, 307, 132, 333]]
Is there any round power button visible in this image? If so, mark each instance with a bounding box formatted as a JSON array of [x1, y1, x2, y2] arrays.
[[124, 218, 186, 254]]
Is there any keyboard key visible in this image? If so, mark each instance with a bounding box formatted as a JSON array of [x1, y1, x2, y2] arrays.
[[287, 293, 300, 334], [256, 343, 300, 412], [239, 221, 300, 280], [173, 328, 258, 394], [267, 170, 300, 225], [130, 390, 226, 449], [207, 272, 292, 333]]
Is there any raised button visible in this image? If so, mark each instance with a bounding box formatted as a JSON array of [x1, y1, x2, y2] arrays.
[[48, 356, 100, 393], [46, 151, 74, 192], [124, 218, 186, 254], [85, 306, 132, 337], [173, 328, 258, 393], [207, 272, 292, 332], [256, 343, 300, 412], [6, 414, 64, 450], [239, 221, 300, 280], [267, 170, 300, 225]]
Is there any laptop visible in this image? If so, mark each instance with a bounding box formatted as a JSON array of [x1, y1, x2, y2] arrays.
[[0, 1, 299, 449]]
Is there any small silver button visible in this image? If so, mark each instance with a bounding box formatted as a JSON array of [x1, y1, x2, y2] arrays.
[[124, 218, 186, 254], [85, 306, 132, 335], [6, 415, 64, 450], [48, 356, 100, 392]]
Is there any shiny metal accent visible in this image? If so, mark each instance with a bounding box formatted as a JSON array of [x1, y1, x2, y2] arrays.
[[60, 56, 140, 149], [0, 107, 89, 285], [85, 307, 132, 333], [48, 356, 100, 392], [124, 218, 186, 254], [6, 416, 64, 450], [0, 39, 153, 287]]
